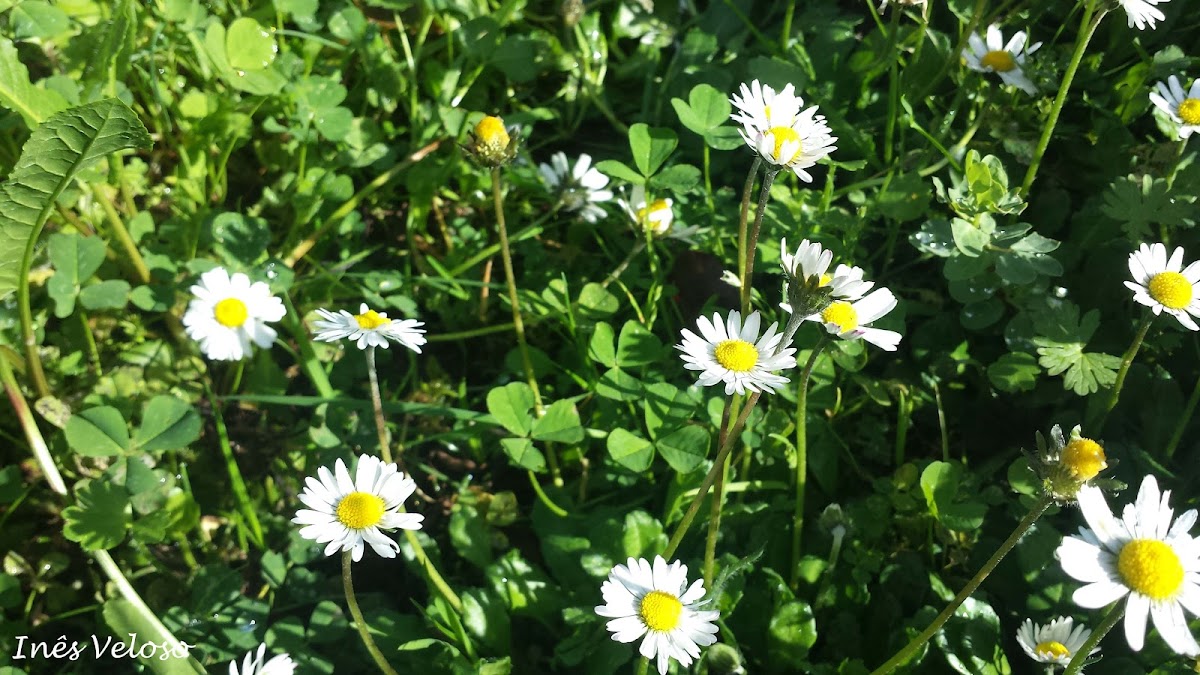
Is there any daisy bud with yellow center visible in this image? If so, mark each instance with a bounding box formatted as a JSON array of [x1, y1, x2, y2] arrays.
[[1028, 424, 1110, 501], [464, 114, 519, 167], [964, 25, 1040, 95]]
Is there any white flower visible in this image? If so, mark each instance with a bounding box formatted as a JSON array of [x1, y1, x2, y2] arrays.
[[677, 310, 797, 395], [595, 556, 720, 675], [1120, 0, 1168, 30], [879, 0, 926, 11], [804, 287, 902, 351], [1149, 75, 1200, 139], [312, 303, 427, 352], [619, 184, 674, 236], [229, 644, 296, 675], [780, 238, 833, 287], [729, 80, 837, 182], [1124, 242, 1200, 331], [292, 454, 424, 562], [826, 264, 875, 302], [182, 267, 286, 361], [1015, 616, 1095, 667], [539, 152, 613, 223], [1057, 475, 1200, 655], [963, 25, 1041, 95]]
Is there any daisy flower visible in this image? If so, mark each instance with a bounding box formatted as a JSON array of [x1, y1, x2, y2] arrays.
[[1057, 475, 1200, 655], [826, 264, 875, 302], [312, 303, 427, 352], [539, 152, 613, 223], [804, 288, 902, 351], [729, 80, 837, 182], [595, 556, 720, 675], [229, 644, 296, 675], [182, 267, 286, 361], [1120, 0, 1168, 30], [1015, 617, 1096, 668], [292, 454, 424, 562], [1124, 242, 1200, 331], [619, 184, 674, 237], [779, 238, 833, 288], [677, 310, 797, 395], [963, 25, 1041, 95], [1149, 75, 1200, 139]]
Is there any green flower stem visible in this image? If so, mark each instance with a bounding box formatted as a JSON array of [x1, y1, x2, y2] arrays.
[[663, 392, 763, 560], [1165, 367, 1200, 462], [401, 529, 465, 614], [741, 167, 780, 314], [77, 310, 102, 375], [736, 157, 763, 305], [868, 493, 1053, 675], [91, 182, 150, 285], [790, 338, 830, 589], [600, 240, 647, 289], [18, 267, 50, 398], [365, 346, 394, 464], [703, 396, 735, 585], [205, 383, 265, 549], [780, 2, 795, 47], [1019, 4, 1106, 196], [426, 322, 517, 342], [635, 656, 650, 675], [1094, 313, 1153, 432], [527, 469, 569, 517], [342, 550, 401, 675], [1063, 600, 1123, 675]]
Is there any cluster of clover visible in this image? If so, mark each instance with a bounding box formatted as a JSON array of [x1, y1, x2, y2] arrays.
[[183, 0, 1200, 672]]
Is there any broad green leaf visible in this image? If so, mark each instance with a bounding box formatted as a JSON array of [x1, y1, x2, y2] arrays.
[[486, 550, 560, 621], [1102, 174, 1195, 239], [501, 438, 545, 472], [486, 383, 536, 436], [10, 1, 69, 40], [83, 0, 135, 95], [655, 425, 709, 473], [65, 406, 130, 457], [0, 99, 151, 302], [78, 279, 131, 311], [606, 428, 654, 472], [949, 218, 989, 257], [768, 599, 818, 661], [1032, 304, 1120, 396], [226, 18, 277, 71], [933, 597, 1010, 675], [449, 506, 493, 569], [594, 159, 644, 185], [621, 510, 666, 558], [588, 322, 617, 368], [628, 123, 677, 177], [920, 461, 958, 518], [647, 164, 701, 192], [62, 478, 130, 550], [642, 382, 696, 440], [531, 400, 585, 444], [670, 83, 731, 135], [47, 232, 107, 317], [987, 352, 1040, 393], [135, 396, 202, 453], [616, 320, 662, 367], [209, 212, 270, 266], [0, 37, 68, 129], [576, 283, 618, 321], [203, 23, 286, 96], [596, 366, 641, 401]]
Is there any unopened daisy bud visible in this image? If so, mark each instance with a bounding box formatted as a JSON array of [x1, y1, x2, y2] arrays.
[[779, 238, 834, 316], [1028, 424, 1110, 500], [702, 643, 745, 675], [1061, 436, 1107, 481], [818, 502, 851, 540], [464, 114, 519, 167]]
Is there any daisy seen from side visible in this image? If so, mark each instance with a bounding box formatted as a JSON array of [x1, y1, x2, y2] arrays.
[[677, 310, 797, 395], [1015, 616, 1096, 668], [292, 454, 424, 562], [229, 644, 296, 675], [312, 303, 427, 352], [1149, 75, 1200, 139], [1124, 242, 1200, 331], [538, 152, 613, 223], [1120, 0, 1168, 30], [1056, 475, 1200, 655], [619, 184, 674, 237], [182, 267, 286, 362], [963, 25, 1041, 95], [803, 287, 903, 351], [729, 80, 837, 182], [595, 556, 721, 675]]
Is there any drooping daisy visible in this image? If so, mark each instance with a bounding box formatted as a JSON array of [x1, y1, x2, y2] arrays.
[[804, 287, 902, 351], [1149, 75, 1200, 139], [539, 152, 613, 223], [1015, 617, 1096, 668], [182, 267, 286, 361], [729, 80, 837, 182], [595, 556, 721, 675], [619, 184, 674, 237], [292, 454, 424, 562], [1057, 475, 1200, 655], [312, 303, 427, 352], [963, 25, 1041, 95], [1120, 0, 1168, 30], [677, 310, 798, 395], [1124, 242, 1200, 331], [229, 644, 296, 675]]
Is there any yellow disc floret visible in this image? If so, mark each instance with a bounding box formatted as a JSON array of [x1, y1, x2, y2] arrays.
[[767, 126, 802, 163], [336, 491, 386, 529], [474, 116, 510, 151], [714, 339, 758, 372], [821, 301, 858, 333], [1118, 539, 1185, 600], [354, 309, 392, 330], [639, 590, 683, 632], [1035, 641, 1070, 660], [980, 50, 1017, 72], [213, 298, 249, 328], [1061, 437, 1107, 481], [1148, 271, 1193, 310], [637, 199, 673, 234], [1179, 99, 1200, 126]]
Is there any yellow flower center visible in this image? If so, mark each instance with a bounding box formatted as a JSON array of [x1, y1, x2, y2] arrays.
[[354, 309, 391, 330], [1148, 271, 1193, 309], [1035, 641, 1070, 660], [821, 301, 858, 332], [713, 339, 758, 372], [637, 199, 671, 226], [213, 298, 249, 328], [335, 491, 386, 530], [638, 590, 683, 632], [1061, 437, 1106, 480], [980, 50, 1016, 72], [475, 115, 510, 150], [768, 126, 802, 163], [818, 273, 832, 287], [1118, 539, 1185, 600], [1179, 98, 1200, 126]]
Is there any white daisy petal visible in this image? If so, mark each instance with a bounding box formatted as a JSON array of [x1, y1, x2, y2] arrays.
[[961, 25, 1041, 96], [228, 643, 296, 675], [1125, 243, 1200, 331], [183, 266, 287, 361], [676, 310, 797, 395]]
